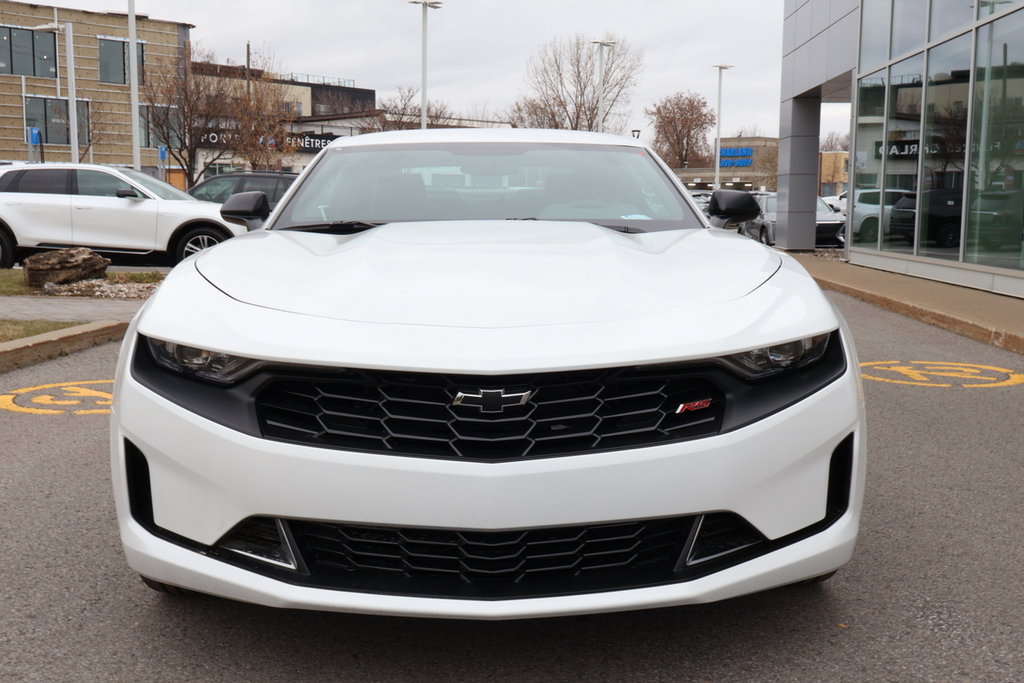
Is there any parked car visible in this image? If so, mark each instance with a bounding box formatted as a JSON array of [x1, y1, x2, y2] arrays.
[[823, 190, 847, 214], [850, 188, 906, 243], [887, 188, 963, 248], [738, 192, 846, 247], [968, 189, 1024, 250], [112, 128, 865, 620], [0, 163, 247, 268], [189, 171, 298, 210]]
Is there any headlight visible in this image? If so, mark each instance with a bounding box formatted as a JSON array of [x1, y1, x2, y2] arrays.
[[718, 333, 830, 380], [145, 337, 264, 385]]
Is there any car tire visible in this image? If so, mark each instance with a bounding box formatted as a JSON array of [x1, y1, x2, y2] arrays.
[[174, 226, 228, 263], [0, 226, 15, 268], [140, 575, 191, 595], [937, 221, 960, 249], [859, 218, 878, 243], [758, 227, 771, 246]]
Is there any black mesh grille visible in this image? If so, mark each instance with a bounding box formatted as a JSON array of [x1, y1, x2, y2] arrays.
[[255, 366, 725, 461], [288, 516, 697, 599]]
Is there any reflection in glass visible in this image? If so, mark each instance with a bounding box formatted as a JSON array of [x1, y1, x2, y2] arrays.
[[891, 0, 928, 58], [967, 9, 1024, 271], [861, 0, 893, 71], [918, 35, 970, 259], [978, 0, 1023, 18], [852, 71, 887, 247], [931, 0, 974, 40], [882, 55, 924, 253]]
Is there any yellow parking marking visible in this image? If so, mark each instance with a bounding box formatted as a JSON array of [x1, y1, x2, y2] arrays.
[[0, 380, 114, 415], [860, 361, 1024, 388]]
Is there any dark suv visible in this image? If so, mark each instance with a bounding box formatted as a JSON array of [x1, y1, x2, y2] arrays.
[[888, 188, 963, 248], [189, 172, 298, 209]]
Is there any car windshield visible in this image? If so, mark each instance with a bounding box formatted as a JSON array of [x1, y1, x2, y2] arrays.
[[816, 197, 834, 213], [120, 168, 194, 201], [272, 142, 702, 232]]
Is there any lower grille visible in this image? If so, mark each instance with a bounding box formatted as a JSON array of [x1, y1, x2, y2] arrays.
[[216, 513, 766, 599]]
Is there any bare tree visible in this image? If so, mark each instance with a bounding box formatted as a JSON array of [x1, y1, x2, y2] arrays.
[[750, 144, 779, 191], [142, 45, 234, 186], [644, 91, 715, 168], [820, 130, 850, 151], [225, 54, 298, 170], [506, 34, 642, 133], [361, 86, 453, 132]]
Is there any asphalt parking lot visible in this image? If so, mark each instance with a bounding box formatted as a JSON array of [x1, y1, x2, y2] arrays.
[[1, 291, 1022, 681]]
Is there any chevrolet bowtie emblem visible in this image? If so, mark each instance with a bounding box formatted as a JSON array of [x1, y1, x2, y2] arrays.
[[452, 388, 535, 413]]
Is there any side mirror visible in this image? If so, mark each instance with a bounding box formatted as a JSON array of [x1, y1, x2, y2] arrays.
[[707, 189, 762, 228], [220, 191, 270, 231], [116, 187, 140, 199]]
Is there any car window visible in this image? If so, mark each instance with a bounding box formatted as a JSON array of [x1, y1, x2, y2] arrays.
[[858, 192, 879, 205], [192, 176, 237, 203], [274, 143, 701, 232], [120, 168, 194, 200], [13, 169, 70, 194], [816, 197, 832, 213], [885, 191, 905, 205], [239, 176, 279, 198], [765, 196, 777, 213], [76, 170, 135, 197], [271, 178, 295, 203]]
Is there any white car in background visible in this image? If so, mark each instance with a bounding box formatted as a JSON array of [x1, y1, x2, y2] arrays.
[[0, 163, 246, 268], [112, 128, 866, 619], [823, 191, 847, 215]]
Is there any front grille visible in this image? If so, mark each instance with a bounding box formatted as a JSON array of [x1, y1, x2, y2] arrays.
[[255, 366, 725, 461]]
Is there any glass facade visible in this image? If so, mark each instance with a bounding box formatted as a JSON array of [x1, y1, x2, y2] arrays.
[[854, 2, 1024, 276]]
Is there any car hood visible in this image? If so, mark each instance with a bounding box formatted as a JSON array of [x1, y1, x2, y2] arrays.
[[193, 221, 781, 329]]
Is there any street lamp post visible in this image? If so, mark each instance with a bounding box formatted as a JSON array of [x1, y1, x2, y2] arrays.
[[128, 0, 141, 170], [591, 40, 616, 133], [32, 22, 78, 162], [713, 64, 732, 190], [409, 1, 442, 130]]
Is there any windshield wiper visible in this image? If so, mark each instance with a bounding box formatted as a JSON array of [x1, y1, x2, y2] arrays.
[[506, 217, 645, 234], [278, 221, 386, 234]]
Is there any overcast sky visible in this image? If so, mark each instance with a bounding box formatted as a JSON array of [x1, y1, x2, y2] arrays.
[[57, 0, 851, 141]]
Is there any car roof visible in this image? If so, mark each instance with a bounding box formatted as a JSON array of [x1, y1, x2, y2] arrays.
[[326, 128, 649, 150], [0, 162, 132, 172], [197, 171, 297, 179]]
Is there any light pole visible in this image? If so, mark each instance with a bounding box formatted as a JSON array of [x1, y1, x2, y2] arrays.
[[409, 1, 442, 130], [591, 40, 616, 133], [128, 0, 141, 170], [32, 21, 78, 162], [713, 64, 732, 190]]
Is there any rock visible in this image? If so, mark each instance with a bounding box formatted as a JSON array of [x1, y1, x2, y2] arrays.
[[22, 248, 111, 287]]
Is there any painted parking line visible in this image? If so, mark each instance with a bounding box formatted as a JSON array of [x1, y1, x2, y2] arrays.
[[0, 380, 114, 415], [860, 361, 1024, 388]]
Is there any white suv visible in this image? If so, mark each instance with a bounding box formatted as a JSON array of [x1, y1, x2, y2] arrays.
[[112, 129, 865, 619], [0, 163, 245, 268]]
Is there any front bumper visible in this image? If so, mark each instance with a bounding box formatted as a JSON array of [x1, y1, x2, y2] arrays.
[[111, 332, 866, 619]]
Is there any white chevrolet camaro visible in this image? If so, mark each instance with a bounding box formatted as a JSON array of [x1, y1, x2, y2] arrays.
[[111, 128, 866, 619]]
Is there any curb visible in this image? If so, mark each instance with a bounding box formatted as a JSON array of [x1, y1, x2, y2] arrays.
[[810, 276, 1024, 356], [0, 320, 128, 374]]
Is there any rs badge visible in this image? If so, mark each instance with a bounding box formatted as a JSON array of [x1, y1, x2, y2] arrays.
[[676, 399, 712, 414]]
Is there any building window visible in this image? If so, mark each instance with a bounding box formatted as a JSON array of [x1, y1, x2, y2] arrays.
[[25, 97, 89, 145], [0, 27, 56, 77], [881, 55, 924, 255], [966, 7, 1024, 271], [139, 104, 180, 148], [918, 34, 970, 261], [99, 38, 144, 84], [859, 0, 892, 71]]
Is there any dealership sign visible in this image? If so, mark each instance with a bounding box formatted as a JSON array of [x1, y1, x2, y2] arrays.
[[201, 130, 339, 153]]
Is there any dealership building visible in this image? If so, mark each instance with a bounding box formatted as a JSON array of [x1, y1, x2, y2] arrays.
[[781, 0, 1024, 298]]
